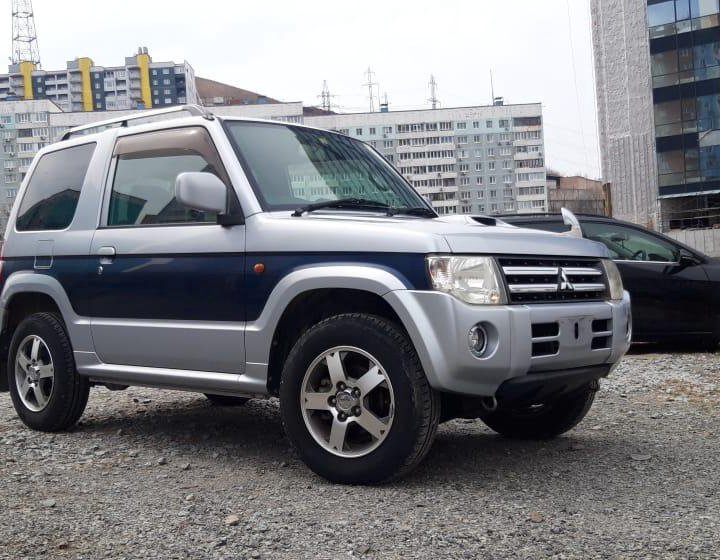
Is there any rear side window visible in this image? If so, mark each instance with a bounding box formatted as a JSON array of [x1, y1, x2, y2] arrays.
[[15, 143, 96, 231]]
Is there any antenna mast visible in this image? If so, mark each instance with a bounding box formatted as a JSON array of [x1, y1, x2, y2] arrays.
[[428, 74, 439, 109], [490, 69, 495, 105], [363, 67, 378, 112], [11, 0, 41, 65]]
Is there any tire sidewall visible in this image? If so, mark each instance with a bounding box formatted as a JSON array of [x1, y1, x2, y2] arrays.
[[8, 314, 78, 430], [280, 315, 425, 483]]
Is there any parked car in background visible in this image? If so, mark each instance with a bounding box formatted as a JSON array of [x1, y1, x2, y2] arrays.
[[498, 213, 720, 349]]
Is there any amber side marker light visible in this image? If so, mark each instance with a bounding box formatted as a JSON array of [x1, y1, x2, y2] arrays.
[[253, 263, 266, 274]]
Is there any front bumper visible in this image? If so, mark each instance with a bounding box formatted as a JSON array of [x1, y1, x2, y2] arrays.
[[384, 290, 631, 397]]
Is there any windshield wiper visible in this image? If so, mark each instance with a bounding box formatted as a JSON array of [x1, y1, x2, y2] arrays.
[[387, 206, 437, 218], [292, 198, 392, 217]]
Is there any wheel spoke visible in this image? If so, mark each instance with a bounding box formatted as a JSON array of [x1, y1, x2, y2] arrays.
[[30, 338, 41, 361], [355, 409, 389, 440], [355, 365, 385, 395], [18, 378, 31, 400], [325, 351, 347, 387], [328, 417, 349, 452], [37, 364, 54, 379], [33, 384, 48, 408], [302, 390, 331, 411], [16, 351, 31, 374]]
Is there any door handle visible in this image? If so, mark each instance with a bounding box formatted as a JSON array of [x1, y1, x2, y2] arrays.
[[97, 246, 116, 266]]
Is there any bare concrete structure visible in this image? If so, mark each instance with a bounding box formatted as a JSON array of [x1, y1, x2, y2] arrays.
[[591, 0, 660, 229]]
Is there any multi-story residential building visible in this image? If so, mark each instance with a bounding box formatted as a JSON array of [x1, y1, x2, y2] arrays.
[[305, 103, 547, 216], [0, 99, 62, 227], [592, 0, 720, 232], [0, 48, 198, 113]]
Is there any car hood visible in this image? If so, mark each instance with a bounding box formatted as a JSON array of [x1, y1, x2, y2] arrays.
[[247, 211, 611, 258]]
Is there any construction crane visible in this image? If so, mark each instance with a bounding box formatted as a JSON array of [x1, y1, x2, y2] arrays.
[[11, 0, 41, 65]]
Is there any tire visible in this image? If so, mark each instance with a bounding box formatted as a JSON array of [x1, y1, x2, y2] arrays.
[[204, 394, 249, 406], [7, 312, 89, 432], [280, 313, 440, 484], [481, 381, 598, 440]]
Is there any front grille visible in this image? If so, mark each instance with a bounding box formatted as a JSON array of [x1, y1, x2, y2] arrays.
[[498, 257, 608, 304]]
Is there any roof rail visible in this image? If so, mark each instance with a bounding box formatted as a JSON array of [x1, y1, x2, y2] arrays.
[[61, 104, 214, 141]]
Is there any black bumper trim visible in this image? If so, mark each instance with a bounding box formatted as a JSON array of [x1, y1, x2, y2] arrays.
[[495, 364, 611, 405]]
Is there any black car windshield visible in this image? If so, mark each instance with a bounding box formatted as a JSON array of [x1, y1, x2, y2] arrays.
[[224, 121, 430, 212]]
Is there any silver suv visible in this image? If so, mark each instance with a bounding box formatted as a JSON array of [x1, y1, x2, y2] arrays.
[[0, 105, 631, 483]]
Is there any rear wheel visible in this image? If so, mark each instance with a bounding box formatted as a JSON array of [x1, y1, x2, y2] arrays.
[[481, 381, 598, 440], [8, 313, 89, 432], [280, 313, 439, 484], [203, 394, 249, 406]]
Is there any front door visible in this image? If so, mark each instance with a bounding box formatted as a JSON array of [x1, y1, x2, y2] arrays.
[[88, 126, 246, 373]]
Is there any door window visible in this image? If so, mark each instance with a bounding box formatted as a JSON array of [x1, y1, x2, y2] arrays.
[[582, 222, 680, 262], [107, 127, 234, 227], [109, 153, 219, 226]]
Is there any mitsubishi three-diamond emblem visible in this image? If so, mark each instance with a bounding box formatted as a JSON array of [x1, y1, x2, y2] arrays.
[[558, 268, 575, 292]]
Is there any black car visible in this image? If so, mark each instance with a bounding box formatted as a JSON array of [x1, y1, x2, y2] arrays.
[[499, 213, 720, 348]]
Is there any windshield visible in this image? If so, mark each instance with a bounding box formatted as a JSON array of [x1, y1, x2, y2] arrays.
[[224, 121, 430, 212]]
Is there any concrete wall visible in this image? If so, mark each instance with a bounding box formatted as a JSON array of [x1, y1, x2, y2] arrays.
[[591, 0, 660, 230], [666, 228, 720, 257]]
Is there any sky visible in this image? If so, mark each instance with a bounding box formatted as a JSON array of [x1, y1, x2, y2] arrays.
[[3, 0, 601, 178]]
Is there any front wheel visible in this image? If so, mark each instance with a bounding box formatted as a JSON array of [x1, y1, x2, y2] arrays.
[[280, 313, 440, 484], [481, 381, 598, 440]]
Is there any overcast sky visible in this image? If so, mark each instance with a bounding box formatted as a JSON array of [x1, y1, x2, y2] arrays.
[[4, 0, 601, 178]]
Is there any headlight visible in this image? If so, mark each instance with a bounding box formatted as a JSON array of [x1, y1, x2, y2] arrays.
[[426, 256, 507, 305], [601, 259, 624, 301]]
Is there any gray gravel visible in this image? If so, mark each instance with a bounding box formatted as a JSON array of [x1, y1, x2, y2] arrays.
[[1, 349, 719, 559]]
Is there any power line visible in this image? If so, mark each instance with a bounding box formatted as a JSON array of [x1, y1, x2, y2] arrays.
[[565, 0, 590, 173]]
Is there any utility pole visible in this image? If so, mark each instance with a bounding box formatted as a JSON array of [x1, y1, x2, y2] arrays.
[[11, 0, 41, 65], [318, 80, 332, 112], [490, 69, 495, 105], [428, 74, 439, 109], [363, 67, 378, 112]]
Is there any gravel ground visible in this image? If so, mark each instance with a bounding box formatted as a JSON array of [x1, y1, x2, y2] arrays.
[[1, 349, 719, 560]]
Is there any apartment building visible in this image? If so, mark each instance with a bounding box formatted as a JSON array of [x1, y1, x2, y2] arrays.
[[0, 48, 198, 113], [304, 103, 547, 216], [0, 99, 62, 228]]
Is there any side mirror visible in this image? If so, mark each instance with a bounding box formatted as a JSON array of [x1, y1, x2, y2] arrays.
[[175, 172, 227, 214], [610, 233, 629, 243], [679, 251, 700, 267]]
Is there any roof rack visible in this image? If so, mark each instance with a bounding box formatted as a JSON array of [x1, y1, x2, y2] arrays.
[[61, 104, 214, 141]]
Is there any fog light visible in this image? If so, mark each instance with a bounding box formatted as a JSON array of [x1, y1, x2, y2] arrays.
[[468, 324, 487, 357]]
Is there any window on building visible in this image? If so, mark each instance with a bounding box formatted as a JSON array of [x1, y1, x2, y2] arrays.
[[457, 136, 468, 144], [691, 0, 720, 18], [459, 163, 469, 171], [356, 128, 363, 135], [473, 135, 482, 143], [383, 126, 392, 134], [6, 188, 18, 198], [383, 140, 394, 148], [476, 190, 484, 199], [1, 116, 12, 124], [648, 0, 676, 26], [488, 162, 496, 170], [15, 143, 96, 231], [486, 120, 493, 128], [163, 79, 171, 85], [489, 177, 496, 185], [473, 121, 480, 128], [475, 162, 483, 171], [162, 68, 170, 75], [456, 123, 467, 130], [503, 175, 513, 183], [164, 97, 172, 104], [476, 177, 483, 185], [499, 119, 509, 128]]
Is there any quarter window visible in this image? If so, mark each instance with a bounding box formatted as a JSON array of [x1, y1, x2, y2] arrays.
[[16, 143, 96, 231]]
